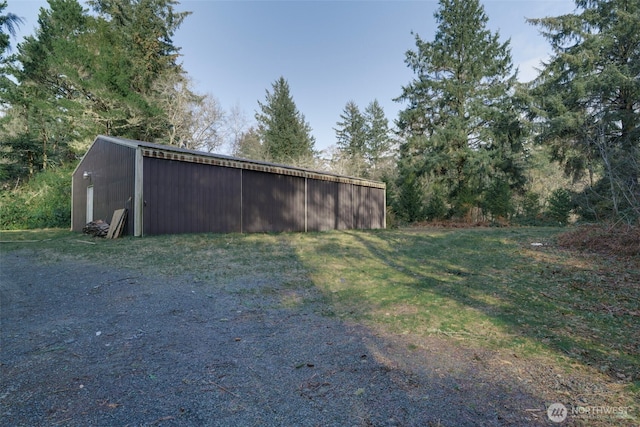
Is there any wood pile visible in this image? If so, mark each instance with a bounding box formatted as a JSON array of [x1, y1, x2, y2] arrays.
[[83, 220, 110, 237], [82, 208, 128, 239]]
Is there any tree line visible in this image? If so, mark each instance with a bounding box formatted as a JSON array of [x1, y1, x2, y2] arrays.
[[1, 0, 638, 227], [390, 0, 638, 225]]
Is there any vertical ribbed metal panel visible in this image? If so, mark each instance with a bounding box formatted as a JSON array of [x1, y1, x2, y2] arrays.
[[242, 170, 305, 232], [336, 183, 353, 230], [71, 139, 136, 233], [354, 185, 366, 229], [373, 186, 386, 228], [143, 158, 242, 235], [353, 185, 386, 229], [306, 179, 338, 231]]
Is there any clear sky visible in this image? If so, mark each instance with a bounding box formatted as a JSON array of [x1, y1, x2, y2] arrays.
[[8, 0, 576, 153]]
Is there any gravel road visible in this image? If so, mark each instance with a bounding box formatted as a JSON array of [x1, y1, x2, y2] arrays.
[[1, 248, 551, 426]]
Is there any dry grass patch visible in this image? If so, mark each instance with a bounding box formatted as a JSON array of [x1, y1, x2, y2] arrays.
[[558, 223, 640, 257]]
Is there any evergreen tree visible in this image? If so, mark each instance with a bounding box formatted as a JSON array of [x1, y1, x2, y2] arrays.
[[0, 0, 190, 183], [1, 0, 87, 179], [256, 77, 316, 165], [395, 0, 527, 220], [395, 167, 425, 223], [528, 0, 640, 222], [334, 99, 393, 179], [232, 126, 265, 161], [88, 0, 189, 94], [335, 100, 367, 157], [334, 100, 367, 176], [363, 99, 392, 178], [85, 0, 190, 140], [0, 0, 23, 59]]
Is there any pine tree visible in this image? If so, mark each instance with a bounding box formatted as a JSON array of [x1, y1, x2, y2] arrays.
[[256, 77, 316, 165], [529, 0, 640, 222], [232, 127, 265, 161], [86, 0, 190, 140], [395, 0, 526, 220], [334, 100, 367, 176], [1, 0, 87, 178], [395, 167, 425, 223], [363, 99, 392, 178], [0, 0, 191, 183], [0, 0, 23, 59], [335, 100, 367, 157], [334, 99, 393, 179]]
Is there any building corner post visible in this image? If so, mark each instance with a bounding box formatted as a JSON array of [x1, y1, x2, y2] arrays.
[[304, 173, 308, 233], [70, 174, 75, 231], [134, 148, 144, 237], [383, 184, 387, 229]]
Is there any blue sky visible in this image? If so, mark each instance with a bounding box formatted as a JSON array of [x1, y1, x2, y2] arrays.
[[8, 0, 576, 153]]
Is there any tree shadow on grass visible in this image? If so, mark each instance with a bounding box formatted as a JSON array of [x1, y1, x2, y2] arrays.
[[376, 230, 636, 371], [302, 229, 639, 410]]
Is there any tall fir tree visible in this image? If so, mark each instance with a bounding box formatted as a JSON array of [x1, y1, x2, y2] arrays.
[[1, 0, 87, 178], [363, 99, 392, 178], [395, 0, 527, 220], [335, 100, 367, 158], [256, 76, 316, 165], [333, 99, 393, 179], [86, 0, 190, 140], [528, 0, 640, 222], [334, 100, 367, 176], [0, 0, 23, 59], [0, 0, 191, 183]]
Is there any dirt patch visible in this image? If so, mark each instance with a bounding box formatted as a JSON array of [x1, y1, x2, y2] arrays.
[[0, 249, 635, 426]]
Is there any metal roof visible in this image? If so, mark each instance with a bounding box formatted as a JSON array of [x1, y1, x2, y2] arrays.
[[89, 135, 385, 189]]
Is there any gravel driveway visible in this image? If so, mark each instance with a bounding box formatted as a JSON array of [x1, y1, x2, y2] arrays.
[[1, 248, 550, 426]]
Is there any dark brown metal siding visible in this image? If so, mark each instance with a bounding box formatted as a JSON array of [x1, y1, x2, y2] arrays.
[[306, 179, 337, 231], [353, 185, 367, 229], [143, 157, 242, 235], [371, 186, 385, 228], [352, 185, 385, 229], [241, 170, 305, 232], [71, 139, 135, 233], [306, 181, 385, 231], [337, 183, 355, 229], [73, 137, 385, 235]]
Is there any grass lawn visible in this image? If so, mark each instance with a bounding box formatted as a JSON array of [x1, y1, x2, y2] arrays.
[[2, 226, 638, 421], [299, 228, 639, 368]]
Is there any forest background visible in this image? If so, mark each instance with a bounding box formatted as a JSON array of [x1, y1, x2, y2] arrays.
[[0, 0, 638, 230]]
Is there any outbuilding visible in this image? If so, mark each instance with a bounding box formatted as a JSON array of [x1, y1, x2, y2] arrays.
[[71, 136, 386, 236]]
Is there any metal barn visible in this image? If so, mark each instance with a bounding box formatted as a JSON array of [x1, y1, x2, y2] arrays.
[[71, 136, 386, 236]]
